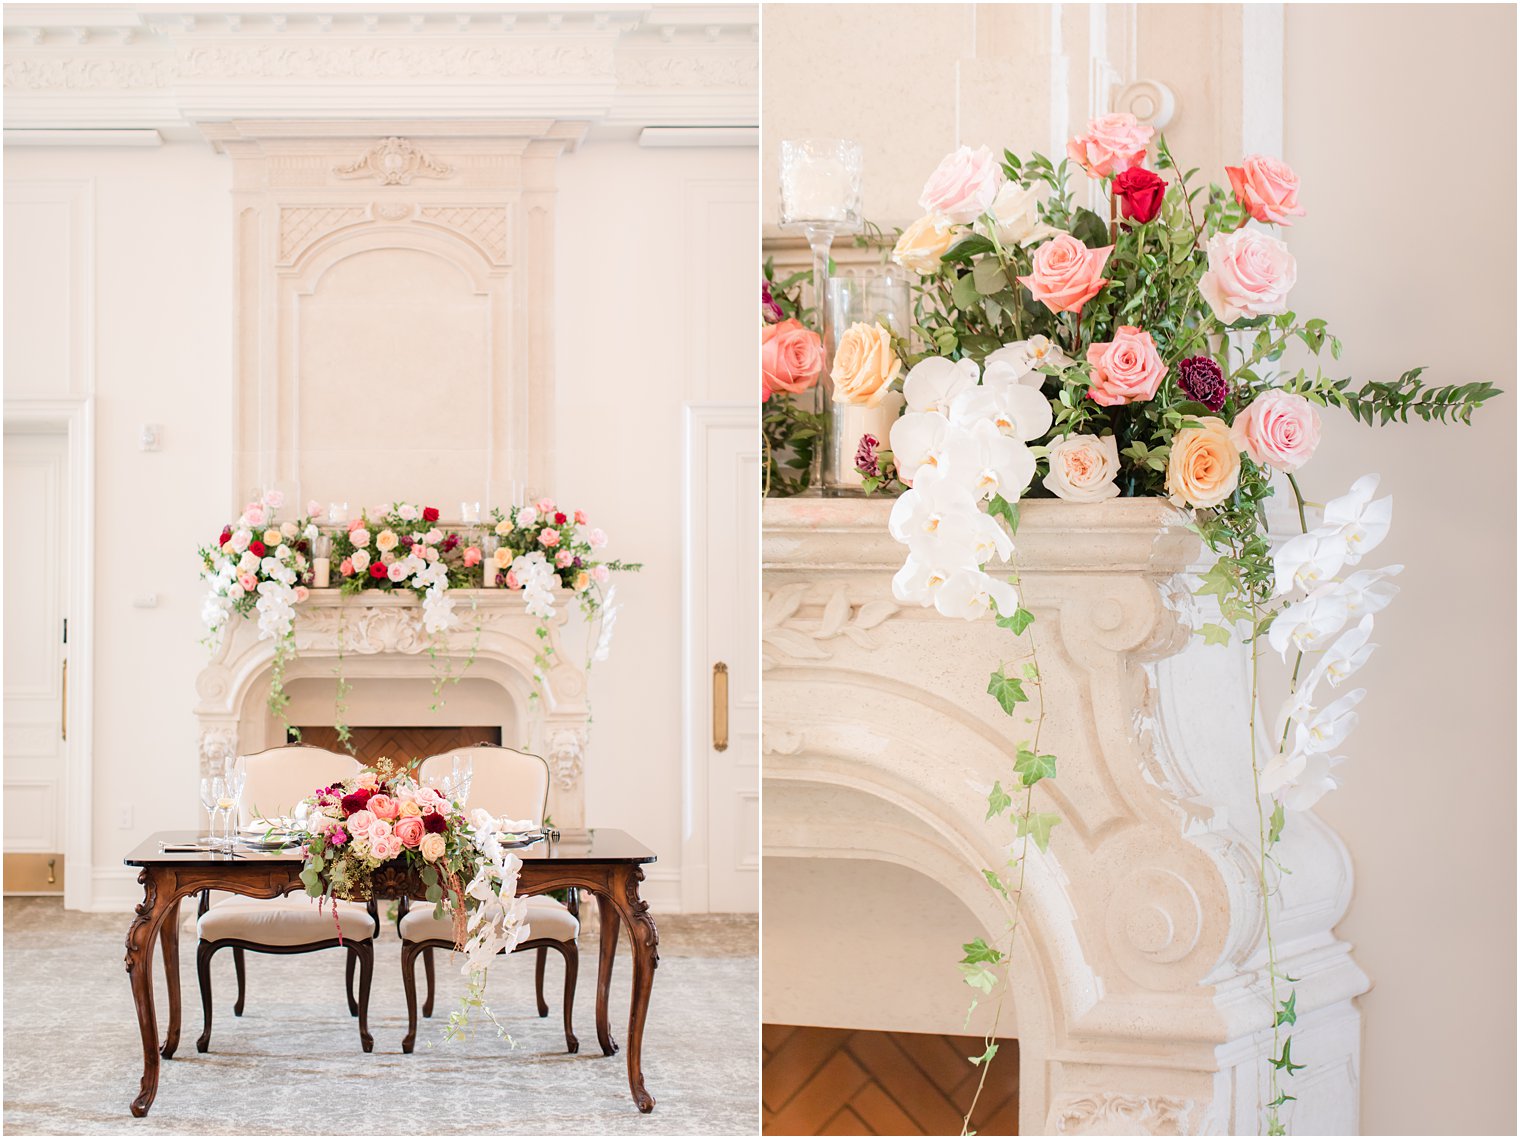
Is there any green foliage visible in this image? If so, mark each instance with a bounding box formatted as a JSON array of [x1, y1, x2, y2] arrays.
[[986, 780, 1013, 820], [1270, 1037, 1306, 1075], [968, 1042, 1000, 1067], [1197, 622, 1233, 646], [1015, 811, 1061, 852], [986, 494, 1020, 532], [1014, 744, 1057, 787], [986, 666, 1029, 714], [1331, 369, 1501, 426], [763, 397, 826, 497], [997, 607, 1035, 635], [1275, 991, 1298, 1028]]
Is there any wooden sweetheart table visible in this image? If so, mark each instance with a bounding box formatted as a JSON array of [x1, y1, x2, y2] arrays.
[[123, 828, 659, 1118]]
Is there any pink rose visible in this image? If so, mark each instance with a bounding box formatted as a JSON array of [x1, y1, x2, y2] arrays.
[[393, 815, 426, 848], [505, 570, 521, 590], [462, 546, 481, 567], [367, 794, 399, 821], [1067, 112, 1154, 178], [1199, 229, 1297, 324], [574, 510, 587, 525], [306, 499, 322, 517], [592, 564, 610, 584], [262, 489, 285, 509], [339, 557, 354, 576], [556, 549, 574, 567], [918, 144, 1006, 224], [1018, 234, 1112, 314], [347, 517, 363, 533], [1085, 326, 1166, 407], [346, 809, 376, 834], [366, 818, 393, 841], [1226, 155, 1305, 226], [293, 585, 310, 603], [241, 502, 267, 528], [536, 498, 554, 514], [1230, 390, 1321, 472], [355, 770, 378, 790], [371, 833, 402, 861], [588, 528, 607, 549], [539, 528, 560, 548], [419, 832, 447, 863], [761, 318, 825, 400], [414, 786, 446, 813], [238, 572, 257, 591]]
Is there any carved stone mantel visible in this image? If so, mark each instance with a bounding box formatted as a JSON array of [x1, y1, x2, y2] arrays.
[[194, 588, 592, 826], [762, 496, 1368, 1136]]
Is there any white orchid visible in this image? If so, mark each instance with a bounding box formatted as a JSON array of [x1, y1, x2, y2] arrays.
[[1267, 587, 1349, 658], [1264, 750, 1343, 811], [984, 335, 1074, 381], [888, 474, 1009, 565], [932, 568, 1020, 621], [1335, 565, 1402, 620], [1296, 688, 1365, 754], [889, 411, 956, 482], [937, 419, 1038, 502], [1271, 527, 1348, 595], [1321, 474, 1392, 565], [892, 555, 966, 609], [948, 372, 1054, 443], [1309, 616, 1377, 689], [903, 356, 980, 414]]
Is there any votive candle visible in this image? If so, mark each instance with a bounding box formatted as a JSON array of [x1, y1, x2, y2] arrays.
[[313, 557, 331, 589]]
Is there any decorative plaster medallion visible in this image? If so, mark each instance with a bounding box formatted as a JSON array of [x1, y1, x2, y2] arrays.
[[298, 606, 430, 654], [334, 137, 453, 186], [1049, 1093, 1196, 1135]]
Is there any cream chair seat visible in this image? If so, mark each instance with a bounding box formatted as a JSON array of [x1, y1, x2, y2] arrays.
[[397, 744, 579, 1055], [195, 745, 375, 1054]]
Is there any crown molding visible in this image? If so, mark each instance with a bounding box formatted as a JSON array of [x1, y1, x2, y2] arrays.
[[1, 5, 757, 134]]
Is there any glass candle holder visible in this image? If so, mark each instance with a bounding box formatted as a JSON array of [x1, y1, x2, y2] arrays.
[[460, 501, 482, 525], [779, 138, 864, 354], [821, 275, 911, 494], [327, 502, 349, 525]]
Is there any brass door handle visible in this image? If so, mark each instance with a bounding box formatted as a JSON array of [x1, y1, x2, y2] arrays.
[[712, 662, 729, 753], [60, 660, 68, 742]]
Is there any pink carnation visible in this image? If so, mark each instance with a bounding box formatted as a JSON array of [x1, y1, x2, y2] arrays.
[[328, 827, 348, 847]]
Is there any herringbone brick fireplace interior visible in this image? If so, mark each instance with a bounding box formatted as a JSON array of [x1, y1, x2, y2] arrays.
[[293, 726, 500, 772], [762, 1024, 1018, 1135]]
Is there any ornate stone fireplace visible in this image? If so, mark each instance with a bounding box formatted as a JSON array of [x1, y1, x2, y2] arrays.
[[195, 589, 592, 825], [762, 497, 1368, 1135]]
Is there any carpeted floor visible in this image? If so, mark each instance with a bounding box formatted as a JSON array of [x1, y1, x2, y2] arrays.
[[2, 898, 758, 1135]]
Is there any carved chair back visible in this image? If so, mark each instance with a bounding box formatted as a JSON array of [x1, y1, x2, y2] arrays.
[[418, 743, 550, 826], [237, 745, 362, 828]]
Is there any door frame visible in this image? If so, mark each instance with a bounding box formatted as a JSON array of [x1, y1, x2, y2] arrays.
[[4, 398, 95, 910], [680, 401, 758, 913]]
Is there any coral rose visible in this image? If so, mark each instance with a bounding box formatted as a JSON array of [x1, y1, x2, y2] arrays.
[[1226, 155, 1306, 226], [1067, 112, 1154, 178], [1018, 234, 1111, 314], [892, 213, 958, 274], [1042, 435, 1122, 502], [419, 832, 447, 862], [1199, 229, 1297, 324], [1085, 326, 1166, 406], [1230, 389, 1322, 472], [393, 815, 425, 848], [367, 794, 399, 821], [462, 546, 481, 567], [918, 144, 1006, 224], [831, 322, 902, 407], [1165, 417, 1242, 509], [761, 318, 826, 400]]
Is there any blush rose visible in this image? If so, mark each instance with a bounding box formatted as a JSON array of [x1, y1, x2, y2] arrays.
[[1230, 389, 1322, 472], [1085, 326, 1166, 406], [1199, 229, 1297, 324], [918, 144, 1005, 224], [1042, 434, 1123, 502], [1226, 155, 1306, 226], [393, 815, 426, 848], [1067, 112, 1154, 178]]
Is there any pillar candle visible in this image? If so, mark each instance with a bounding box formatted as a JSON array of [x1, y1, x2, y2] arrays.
[[312, 557, 330, 589]]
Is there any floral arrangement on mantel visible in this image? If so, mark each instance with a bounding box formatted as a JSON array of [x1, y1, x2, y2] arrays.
[[198, 492, 637, 741], [761, 267, 827, 495], [289, 758, 533, 1041], [780, 115, 1496, 1135]]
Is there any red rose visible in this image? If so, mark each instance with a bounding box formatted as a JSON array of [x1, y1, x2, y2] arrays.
[[219, 527, 232, 546], [340, 788, 373, 816], [554, 512, 567, 525], [1113, 167, 1166, 224], [369, 563, 388, 579], [249, 540, 266, 557], [422, 506, 440, 523], [423, 812, 448, 834]]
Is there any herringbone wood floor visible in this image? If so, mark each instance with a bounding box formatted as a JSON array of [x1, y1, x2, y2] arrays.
[[762, 1024, 1018, 1136], [294, 725, 498, 771]]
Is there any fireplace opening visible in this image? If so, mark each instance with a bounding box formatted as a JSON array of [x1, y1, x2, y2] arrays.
[[762, 1024, 1018, 1136], [290, 726, 501, 771]]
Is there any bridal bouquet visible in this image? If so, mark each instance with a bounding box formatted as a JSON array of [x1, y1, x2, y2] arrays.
[[292, 761, 531, 973]]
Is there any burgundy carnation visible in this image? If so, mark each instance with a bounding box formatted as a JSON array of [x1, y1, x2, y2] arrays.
[[1177, 356, 1228, 412], [340, 788, 373, 816], [761, 279, 784, 324], [1113, 167, 1167, 224], [854, 433, 881, 478], [422, 506, 440, 523], [423, 812, 448, 834], [442, 534, 459, 552]]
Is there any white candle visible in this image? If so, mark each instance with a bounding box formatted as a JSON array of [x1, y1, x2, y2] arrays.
[[313, 557, 331, 589], [461, 501, 481, 524], [327, 502, 348, 525]]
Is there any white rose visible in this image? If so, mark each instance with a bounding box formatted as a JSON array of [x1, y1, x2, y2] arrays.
[[515, 506, 538, 528], [230, 529, 252, 553], [1042, 434, 1122, 502], [238, 551, 260, 574], [350, 549, 370, 572], [397, 503, 419, 521], [425, 528, 443, 545], [280, 521, 298, 540], [982, 182, 1061, 248], [387, 561, 409, 582]]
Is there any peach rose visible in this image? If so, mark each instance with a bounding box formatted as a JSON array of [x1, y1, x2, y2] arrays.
[[1199, 229, 1297, 324], [393, 815, 425, 848], [1018, 234, 1112, 314], [830, 322, 902, 407], [397, 799, 422, 818], [1226, 155, 1305, 226], [1042, 434, 1122, 502], [367, 793, 399, 821], [1230, 390, 1321, 472], [1067, 112, 1154, 178], [493, 546, 513, 568], [1166, 417, 1242, 509], [1085, 326, 1166, 407], [419, 832, 447, 863], [918, 144, 1005, 224], [761, 318, 825, 400], [892, 213, 958, 274]]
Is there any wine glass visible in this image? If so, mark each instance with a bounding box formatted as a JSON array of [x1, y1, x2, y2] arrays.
[[198, 777, 220, 844], [449, 754, 474, 807]]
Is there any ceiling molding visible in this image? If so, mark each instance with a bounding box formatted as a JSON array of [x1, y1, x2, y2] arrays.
[[1, 5, 757, 133]]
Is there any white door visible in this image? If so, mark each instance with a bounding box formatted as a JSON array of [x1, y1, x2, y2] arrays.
[[684, 404, 760, 912], [4, 429, 70, 886]]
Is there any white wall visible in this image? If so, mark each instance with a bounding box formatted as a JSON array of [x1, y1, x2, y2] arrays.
[[1285, 6, 1516, 1135], [3, 134, 755, 914]]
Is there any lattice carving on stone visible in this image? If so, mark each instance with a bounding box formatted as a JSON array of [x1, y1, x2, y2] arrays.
[[417, 205, 510, 263], [278, 204, 368, 263]]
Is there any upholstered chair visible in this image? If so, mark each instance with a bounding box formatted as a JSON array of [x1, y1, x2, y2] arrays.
[[396, 743, 579, 1054], [195, 744, 379, 1053]]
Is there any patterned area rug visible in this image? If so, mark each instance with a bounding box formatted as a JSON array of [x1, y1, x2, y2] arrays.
[[3, 899, 758, 1135]]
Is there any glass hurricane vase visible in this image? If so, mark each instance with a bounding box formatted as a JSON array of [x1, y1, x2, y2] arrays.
[[820, 275, 910, 494]]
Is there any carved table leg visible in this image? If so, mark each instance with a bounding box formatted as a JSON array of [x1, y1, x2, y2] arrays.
[[158, 899, 182, 1059], [124, 867, 175, 1117], [612, 865, 660, 1114], [595, 890, 621, 1057]]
